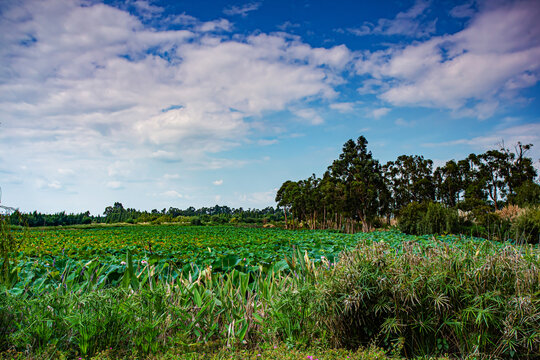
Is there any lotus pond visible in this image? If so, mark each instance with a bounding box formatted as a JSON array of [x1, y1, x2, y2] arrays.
[[8, 225, 497, 294]]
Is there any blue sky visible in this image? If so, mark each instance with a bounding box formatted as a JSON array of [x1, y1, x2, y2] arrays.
[[1, 0, 539, 214]]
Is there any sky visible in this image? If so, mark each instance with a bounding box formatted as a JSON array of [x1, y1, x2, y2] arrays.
[[1, 0, 539, 215]]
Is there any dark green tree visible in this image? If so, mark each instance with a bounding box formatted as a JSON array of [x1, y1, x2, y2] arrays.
[[434, 160, 465, 207], [329, 136, 389, 232], [275, 180, 300, 229], [383, 155, 435, 214]]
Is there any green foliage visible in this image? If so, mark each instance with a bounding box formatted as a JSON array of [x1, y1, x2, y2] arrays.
[[384, 154, 435, 214], [329, 136, 389, 232], [0, 215, 25, 287], [398, 202, 460, 235], [511, 206, 540, 244], [511, 180, 540, 206], [319, 239, 540, 358], [1, 226, 538, 358], [277, 137, 537, 233], [397, 202, 428, 235], [418, 202, 460, 235]]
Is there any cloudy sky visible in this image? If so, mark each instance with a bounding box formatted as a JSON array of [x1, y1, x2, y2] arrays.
[[1, 0, 539, 214]]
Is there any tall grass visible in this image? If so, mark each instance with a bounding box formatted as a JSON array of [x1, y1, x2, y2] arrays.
[[0, 266, 300, 358], [317, 239, 539, 358]]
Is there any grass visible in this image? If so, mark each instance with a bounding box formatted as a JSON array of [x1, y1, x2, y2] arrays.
[[1, 223, 538, 359]]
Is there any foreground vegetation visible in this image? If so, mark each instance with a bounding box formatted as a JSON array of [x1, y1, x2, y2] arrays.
[[1, 223, 538, 359]]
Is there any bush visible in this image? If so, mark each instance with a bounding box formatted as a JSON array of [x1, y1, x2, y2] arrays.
[[418, 202, 460, 235], [397, 202, 428, 235], [318, 239, 540, 357], [511, 206, 540, 244], [398, 202, 460, 235], [190, 217, 202, 226], [152, 215, 174, 224]]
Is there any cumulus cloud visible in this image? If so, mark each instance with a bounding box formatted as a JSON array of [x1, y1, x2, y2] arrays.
[[370, 107, 391, 119], [356, 0, 540, 119], [330, 102, 355, 113], [0, 0, 350, 205], [213, 179, 223, 186], [348, 0, 435, 38]]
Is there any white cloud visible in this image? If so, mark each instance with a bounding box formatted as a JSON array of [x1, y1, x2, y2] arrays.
[[36, 179, 60, 190], [370, 107, 391, 119], [223, 2, 261, 17], [292, 108, 324, 125], [423, 123, 540, 166], [197, 19, 232, 32], [0, 0, 348, 184], [241, 190, 276, 205], [277, 21, 300, 31], [57, 168, 74, 175], [48, 181, 62, 189], [348, 0, 435, 38], [330, 102, 355, 113], [132, 0, 164, 19], [213, 179, 223, 186], [107, 161, 133, 177], [356, 0, 540, 119], [450, 2, 475, 18]]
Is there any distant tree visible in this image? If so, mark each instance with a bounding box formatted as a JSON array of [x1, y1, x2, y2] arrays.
[[510, 180, 540, 206], [383, 155, 434, 214], [275, 180, 300, 229], [434, 160, 463, 207], [329, 136, 388, 232], [503, 142, 537, 198]]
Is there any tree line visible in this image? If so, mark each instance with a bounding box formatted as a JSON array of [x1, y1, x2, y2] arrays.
[[8, 204, 284, 227], [275, 136, 539, 233]]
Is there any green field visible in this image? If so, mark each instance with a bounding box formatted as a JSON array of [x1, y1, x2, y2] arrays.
[[1, 225, 539, 359], [12, 225, 490, 293]]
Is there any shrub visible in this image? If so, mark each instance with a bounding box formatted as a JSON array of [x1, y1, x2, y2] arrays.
[[511, 206, 540, 244], [397, 202, 428, 235], [318, 239, 540, 358], [190, 217, 202, 226], [418, 202, 460, 235], [495, 204, 524, 222], [398, 202, 461, 235]]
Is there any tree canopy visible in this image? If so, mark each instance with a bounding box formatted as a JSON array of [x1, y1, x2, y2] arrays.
[[276, 137, 538, 232]]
